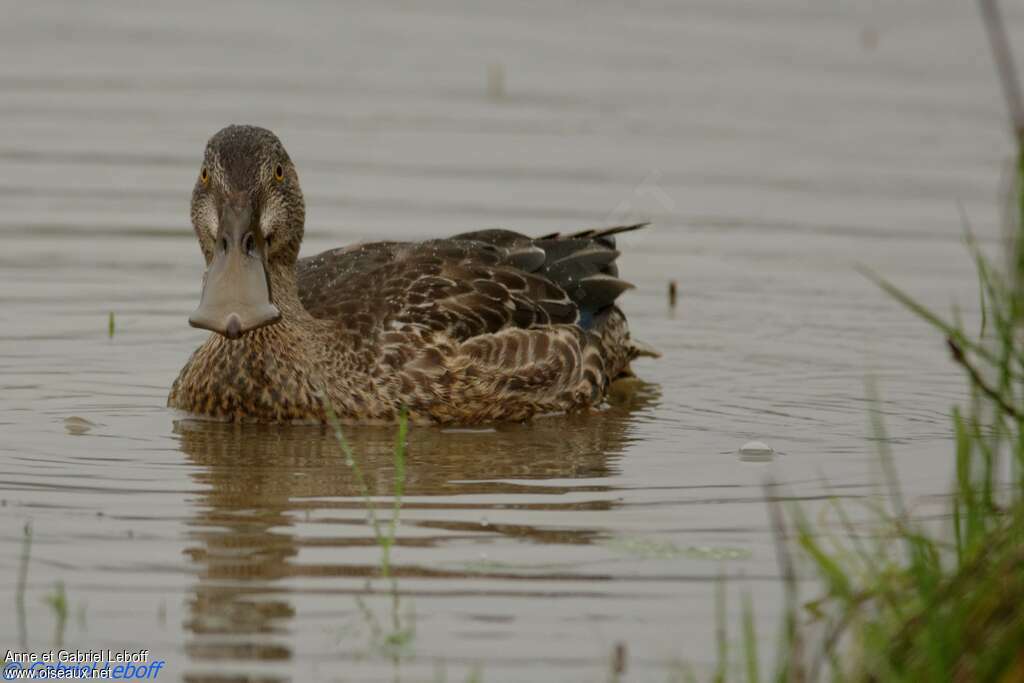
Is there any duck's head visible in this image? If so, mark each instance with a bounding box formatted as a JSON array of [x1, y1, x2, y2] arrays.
[[188, 125, 306, 340]]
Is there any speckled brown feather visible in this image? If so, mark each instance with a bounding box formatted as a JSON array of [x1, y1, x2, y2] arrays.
[[168, 127, 655, 424], [170, 229, 652, 424]]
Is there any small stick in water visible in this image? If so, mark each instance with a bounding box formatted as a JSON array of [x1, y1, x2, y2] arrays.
[[610, 642, 627, 679], [487, 63, 505, 100], [668, 279, 678, 308]]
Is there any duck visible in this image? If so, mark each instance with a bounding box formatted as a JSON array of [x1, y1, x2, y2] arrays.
[[168, 125, 658, 424]]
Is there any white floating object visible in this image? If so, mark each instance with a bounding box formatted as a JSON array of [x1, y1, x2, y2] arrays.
[[738, 440, 775, 462]]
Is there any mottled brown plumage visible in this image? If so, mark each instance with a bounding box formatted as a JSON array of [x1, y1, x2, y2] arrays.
[[168, 125, 658, 424]]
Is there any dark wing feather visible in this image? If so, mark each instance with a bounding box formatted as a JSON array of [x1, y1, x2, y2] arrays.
[[445, 223, 647, 316], [295, 223, 647, 341]]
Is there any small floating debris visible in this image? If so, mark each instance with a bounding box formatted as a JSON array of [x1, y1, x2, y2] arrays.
[[860, 26, 880, 51], [738, 440, 775, 462], [611, 642, 627, 678], [668, 279, 678, 308], [108, 312, 116, 338], [487, 63, 505, 100], [64, 416, 97, 435]]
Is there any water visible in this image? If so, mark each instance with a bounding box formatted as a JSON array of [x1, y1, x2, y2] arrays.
[[1, 1, 1022, 680]]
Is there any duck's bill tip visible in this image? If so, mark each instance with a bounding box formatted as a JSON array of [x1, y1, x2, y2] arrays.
[[188, 306, 281, 339]]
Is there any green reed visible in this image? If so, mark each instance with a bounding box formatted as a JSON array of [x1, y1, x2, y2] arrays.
[[16, 522, 31, 650], [702, 2, 1024, 679], [324, 403, 415, 655], [707, 196, 1024, 681], [720, 5, 1024, 683], [44, 580, 68, 650]]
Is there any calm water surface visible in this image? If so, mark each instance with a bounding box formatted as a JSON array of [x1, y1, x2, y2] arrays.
[[2, 1, 1023, 680]]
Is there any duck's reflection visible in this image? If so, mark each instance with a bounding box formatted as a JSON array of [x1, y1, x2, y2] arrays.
[[176, 381, 659, 669]]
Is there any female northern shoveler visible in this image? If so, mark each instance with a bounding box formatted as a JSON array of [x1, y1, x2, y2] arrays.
[[168, 125, 657, 424]]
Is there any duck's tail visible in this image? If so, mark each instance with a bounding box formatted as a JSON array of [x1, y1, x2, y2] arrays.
[[530, 222, 650, 316], [536, 221, 650, 245], [540, 223, 661, 362], [449, 222, 653, 328]]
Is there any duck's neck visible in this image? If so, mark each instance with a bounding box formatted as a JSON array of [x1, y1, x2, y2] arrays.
[[266, 260, 308, 323], [171, 260, 350, 422]]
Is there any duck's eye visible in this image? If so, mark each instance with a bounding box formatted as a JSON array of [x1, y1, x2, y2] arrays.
[[274, 164, 285, 182], [200, 167, 209, 185]]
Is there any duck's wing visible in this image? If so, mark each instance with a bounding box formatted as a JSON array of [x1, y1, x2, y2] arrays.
[[295, 223, 648, 341]]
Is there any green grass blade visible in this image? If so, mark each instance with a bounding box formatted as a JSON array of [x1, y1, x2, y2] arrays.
[[741, 591, 760, 683]]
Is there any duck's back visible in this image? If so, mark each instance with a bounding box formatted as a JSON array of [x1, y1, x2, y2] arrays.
[[295, 224, 655, 421]]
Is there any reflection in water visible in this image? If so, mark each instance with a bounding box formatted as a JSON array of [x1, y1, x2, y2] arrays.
[[174, 382, 659, 672]]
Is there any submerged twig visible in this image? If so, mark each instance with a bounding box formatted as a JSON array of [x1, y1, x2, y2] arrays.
[[608, 642, 627, 683]]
